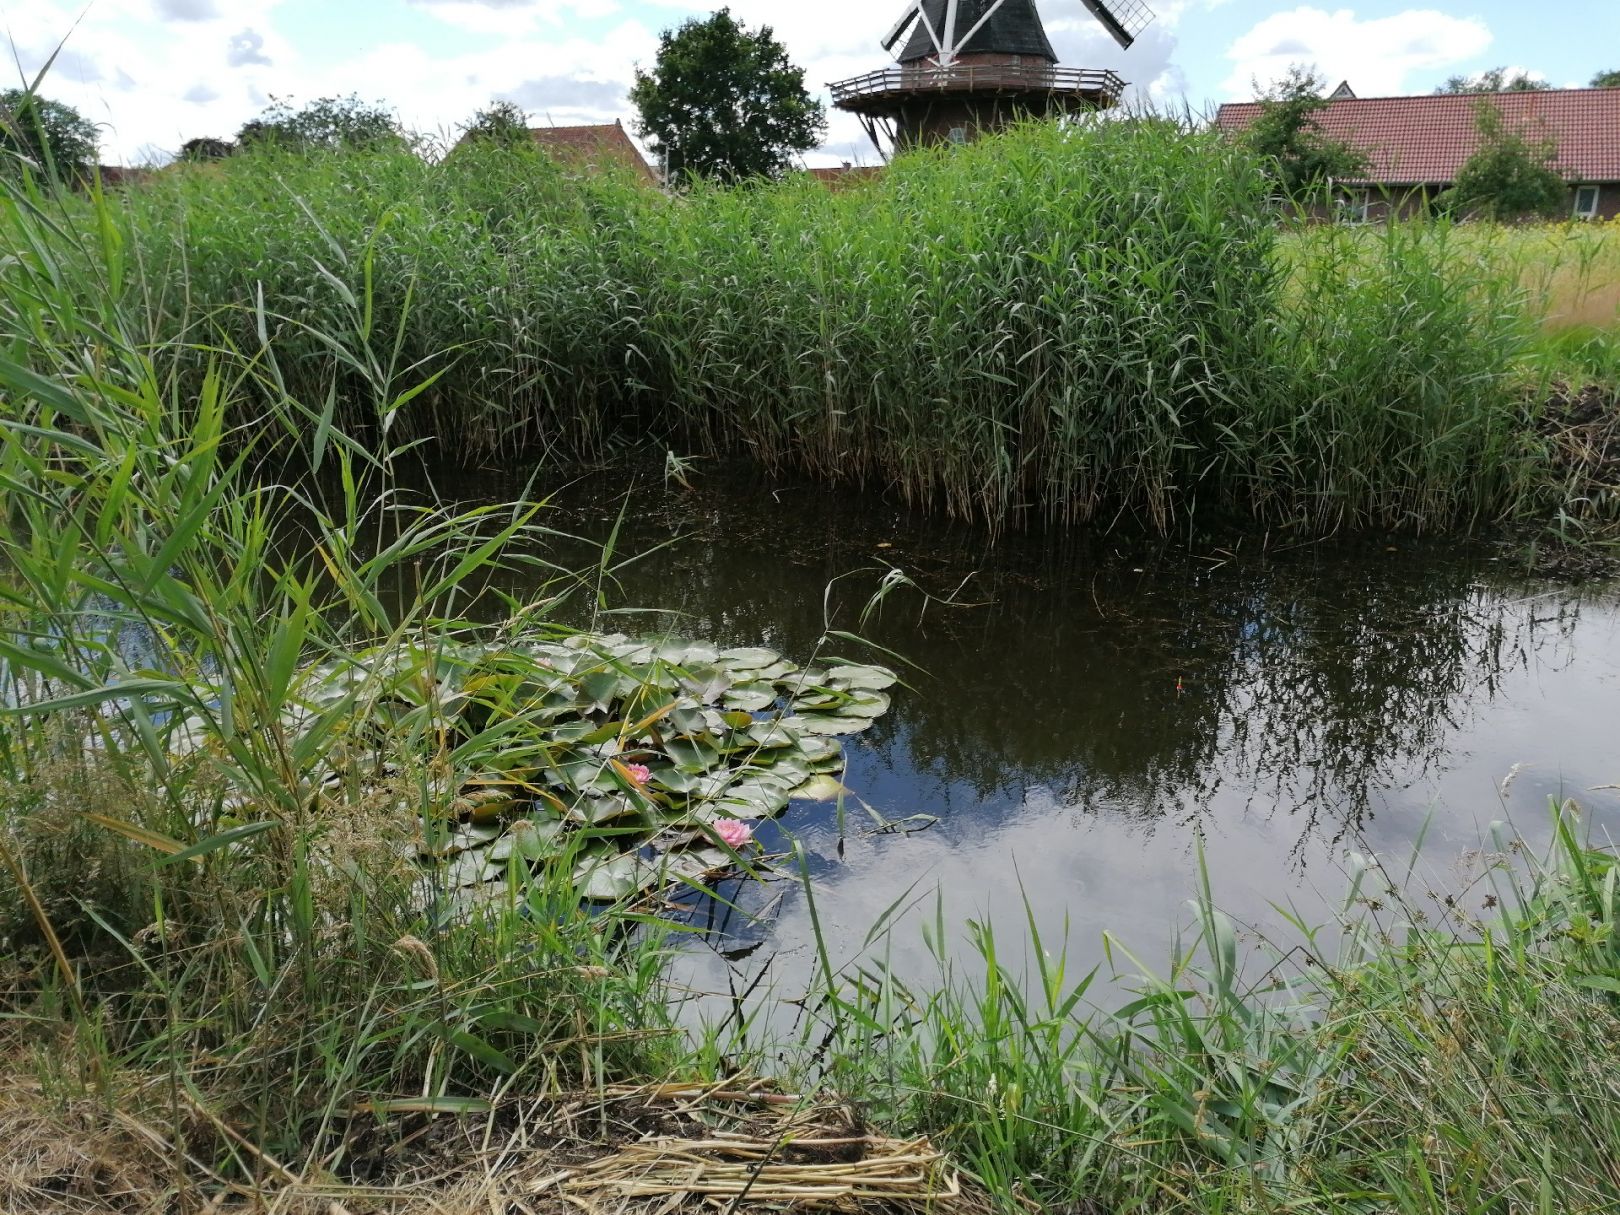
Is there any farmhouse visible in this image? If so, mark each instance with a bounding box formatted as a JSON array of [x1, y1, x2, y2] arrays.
[[806, 163, 883, 190], [526, 120, 657, 185], [1215, 86, 1620, 221]]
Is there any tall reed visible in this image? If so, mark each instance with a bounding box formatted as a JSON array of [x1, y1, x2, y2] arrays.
[[0, 148, 683, 1186], [90, 117, 1579, 534]]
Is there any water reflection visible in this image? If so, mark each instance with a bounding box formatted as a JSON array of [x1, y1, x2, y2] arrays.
[[413, 459, 1620, 1016]]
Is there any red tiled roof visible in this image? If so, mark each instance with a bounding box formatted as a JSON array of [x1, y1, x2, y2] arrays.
[[1215, 88, 1620, 186], [807, 165, 883, 189], [528, 121, 657, 184]]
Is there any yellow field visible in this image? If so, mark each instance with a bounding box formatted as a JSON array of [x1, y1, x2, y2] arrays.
[[1284, 219, 1620, 334]]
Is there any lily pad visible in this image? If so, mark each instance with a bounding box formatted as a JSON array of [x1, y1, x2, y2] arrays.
[[509, 816, 565, 859], [444, 850, 502, 888], [722, 684, 777, 712], [665, 736, 721, 773], [835, 691, 891, 719], [574, 853, 646, 901], [717, 646, 780, 670], [779, 713, 865, 737], [823, 663, 899, 692], [287, 629, 895, 905], [566, 795, 641, 825], [657, 846, 733, 884], [788, 774, 846, 801]]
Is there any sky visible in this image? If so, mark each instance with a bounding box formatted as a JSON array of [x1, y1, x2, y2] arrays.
[[4, 0, 1618, 166]]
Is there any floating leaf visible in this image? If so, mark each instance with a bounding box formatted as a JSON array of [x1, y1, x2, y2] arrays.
[[835, 691, 890, 719], [448, 823, 503, 853], [665, 736, 721, 773], [649, 766, 702, 794], [717, 646, 779, 670], [791, 691, 842, 710], [722, 684, 777, 712], [657, 846, 732, 883], [444, 850, 501, 888], [675, 663, 731, 703], [782, 714, 865, 736], [788, 774, 846, 801], [824, 663, 899, 691], [574, 853, 645, 901], [509, 817, 565, 859], [284, 629, 895, 904], [567, 795, 641, 825]]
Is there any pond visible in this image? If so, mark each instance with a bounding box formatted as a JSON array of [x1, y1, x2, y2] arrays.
[[431, 457, 1620, 1029]]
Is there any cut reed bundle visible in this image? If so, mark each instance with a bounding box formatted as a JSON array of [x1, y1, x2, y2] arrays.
[[518, 1082, 979, 1213]]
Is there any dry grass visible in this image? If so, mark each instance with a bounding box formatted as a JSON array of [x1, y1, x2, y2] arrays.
[[1535, 382, 1620, 521], [0, 1068, 989, 1215]]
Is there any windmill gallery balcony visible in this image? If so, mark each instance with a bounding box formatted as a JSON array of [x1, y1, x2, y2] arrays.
[[829, 59, 1126, 152], [830, 62, 1126, 117]]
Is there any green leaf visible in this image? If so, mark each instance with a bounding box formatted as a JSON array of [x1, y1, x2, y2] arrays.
[[823, 663, 899, 691], [1, 677, 184, 716], [154, 820, 279, 868], [444, 1028, 517, 1074], [717, 646, 779, 669]]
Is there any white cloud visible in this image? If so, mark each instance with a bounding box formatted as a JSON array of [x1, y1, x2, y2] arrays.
[[1220, 7, 1492, 99], [226, 28, 272, 67], [6, 0, 1203, 166], [407, 0, 620, 36], [154, 0, 222, 21]]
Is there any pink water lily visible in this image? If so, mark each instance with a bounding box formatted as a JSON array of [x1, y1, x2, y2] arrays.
[[714, 818, 754, 849], [623, 762, 652, 785]]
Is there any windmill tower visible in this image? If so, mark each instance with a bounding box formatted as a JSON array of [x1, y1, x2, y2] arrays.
[[830, 0, 1155, 155]]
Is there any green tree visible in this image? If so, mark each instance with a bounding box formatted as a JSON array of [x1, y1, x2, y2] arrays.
[[629, 8, 825, 182], [1447, 99, 1567, 221], [1591, 69, 1620, 88], [1243, 67, 1367, 203], [1437, 67, 1551, 94], [0, 88, 98, 182], [178, 136, 234, 162], [458, 100, 532, 148], [237, 95, 401, 150]]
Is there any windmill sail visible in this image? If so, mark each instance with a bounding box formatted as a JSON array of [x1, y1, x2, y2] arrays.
[[881, 3, 922, 52], [892, 0, 1059, 63], [880, 0, 1156, 58], [1078, 0, 1155, 49]]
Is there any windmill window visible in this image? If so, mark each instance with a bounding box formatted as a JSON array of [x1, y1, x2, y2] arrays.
[[1573, 185, 1600, 220]]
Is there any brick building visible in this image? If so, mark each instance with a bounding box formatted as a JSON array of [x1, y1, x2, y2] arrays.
[[1216, 87, 1620, 221]]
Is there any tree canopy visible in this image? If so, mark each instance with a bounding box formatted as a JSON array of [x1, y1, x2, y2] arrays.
[[1243, 67, 1367, 203], [458, 100, 532, 148], [179, 136, 234, 162], [1437, 67, 1551, 94], [1591, 69, 1620, 88], [1447, 100, 1567, 221], [0, 89, 98, 182], [237, 95, 402, 151], [629, 8, 825, 182]]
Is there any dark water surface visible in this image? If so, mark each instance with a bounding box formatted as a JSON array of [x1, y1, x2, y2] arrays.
[[437, 459, 1620, 1025]]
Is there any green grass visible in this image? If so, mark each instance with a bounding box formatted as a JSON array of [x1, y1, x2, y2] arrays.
[[4, 100, 1620, 1212], [786, 817, 1620, 1213], [66, 117, 1617, 535]]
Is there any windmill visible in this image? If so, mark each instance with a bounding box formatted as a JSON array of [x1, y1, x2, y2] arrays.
[[829, 0, 1155, 155]]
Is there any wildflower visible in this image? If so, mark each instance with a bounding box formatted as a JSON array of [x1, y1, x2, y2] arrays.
[[715, 818, 754, 849], [624, 762, 652, 785]]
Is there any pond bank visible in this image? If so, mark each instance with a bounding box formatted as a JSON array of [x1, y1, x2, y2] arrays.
[[4, 114, 1620, 1215]]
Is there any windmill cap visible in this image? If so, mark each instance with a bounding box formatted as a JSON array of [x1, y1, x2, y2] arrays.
[[897, 0, 1058, 63]]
